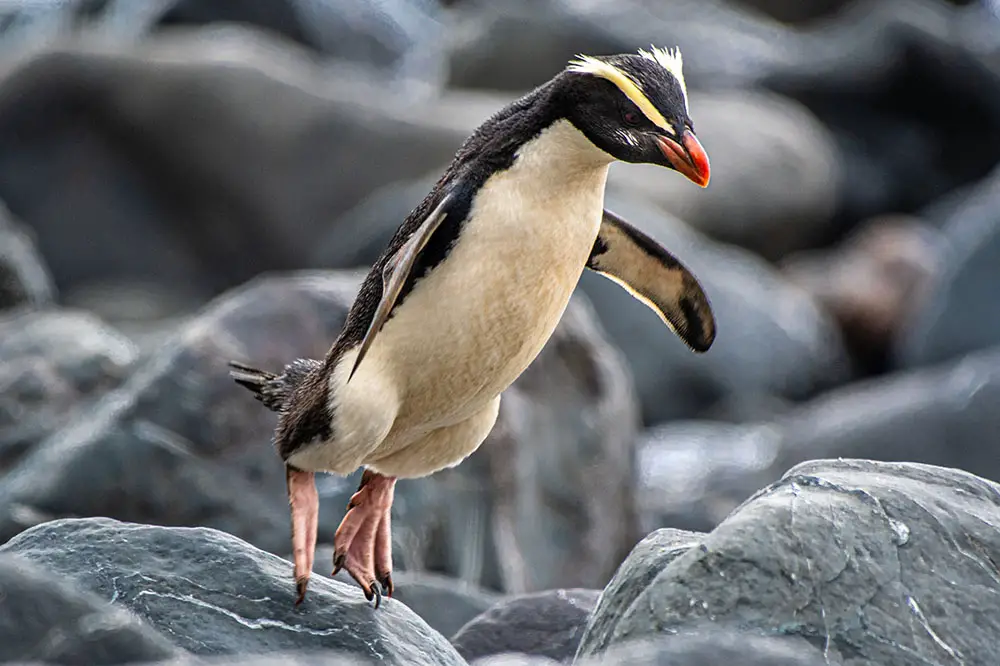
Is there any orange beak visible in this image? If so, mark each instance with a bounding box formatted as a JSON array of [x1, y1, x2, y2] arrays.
[[656, 130, 710, 188]]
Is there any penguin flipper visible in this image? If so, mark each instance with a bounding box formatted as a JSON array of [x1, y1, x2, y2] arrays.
[[587, 208, 716, 352], [348, 191, 456, 382]]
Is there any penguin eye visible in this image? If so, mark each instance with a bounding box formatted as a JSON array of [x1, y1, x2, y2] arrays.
[[622, 110, 640, 126]]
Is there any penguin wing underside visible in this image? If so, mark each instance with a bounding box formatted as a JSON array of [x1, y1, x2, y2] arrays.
[[349, 192, 456, 382], [587, 209, 716, 353]]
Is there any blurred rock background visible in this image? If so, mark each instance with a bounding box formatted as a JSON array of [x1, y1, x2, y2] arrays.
[[1, 0, 1000, 665]]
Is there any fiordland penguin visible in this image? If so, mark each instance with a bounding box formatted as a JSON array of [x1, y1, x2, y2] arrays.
[[230, 46, 716, 608]]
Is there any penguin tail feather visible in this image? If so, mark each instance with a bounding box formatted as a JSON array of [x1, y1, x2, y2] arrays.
[[228, 360, 284, 411]]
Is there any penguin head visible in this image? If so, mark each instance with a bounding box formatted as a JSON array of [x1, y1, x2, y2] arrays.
[[562, 47, 710, 187]]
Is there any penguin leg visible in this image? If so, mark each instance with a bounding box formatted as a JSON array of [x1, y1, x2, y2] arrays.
[[333, 469, 397, 607], [286, 466, 319, 606]]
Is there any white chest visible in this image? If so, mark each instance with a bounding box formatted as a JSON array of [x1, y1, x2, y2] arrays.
[[381, 121, 612, 425]]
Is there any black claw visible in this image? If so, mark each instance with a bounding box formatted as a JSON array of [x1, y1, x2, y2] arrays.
[[377, 572, 394, 598], [369, 580, 383, 610], [294, 577, 308, 608], [332, 552, 346, 577]]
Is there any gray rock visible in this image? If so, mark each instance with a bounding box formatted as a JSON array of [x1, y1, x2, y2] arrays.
[[382, 571, 503, 641], [576, 630, 822, 665], [0, 29, 485, 302], [445, 0, 801, 92], [452, 589, 601, 663], [607, 89, 840, 260], [318, 293, 641, 594], [1, 518, 465, 664], [309, 561, 504, 640], [0, 272, 361, 553], [0, 202, 54, 310], [0, 552, 180, 665], [763, 0, 1000, 225], [576, 528, 702, 655], [0, 308, 138, 471], [576, 459, 1000, 666], [897, 163, 1000, 368], [578, 191, 848, 426]]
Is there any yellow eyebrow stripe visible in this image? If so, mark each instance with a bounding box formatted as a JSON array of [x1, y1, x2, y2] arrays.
[[567, 55, 674, 134]]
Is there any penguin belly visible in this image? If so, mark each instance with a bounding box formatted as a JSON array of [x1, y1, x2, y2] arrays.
[[392, 162, 611, 428]]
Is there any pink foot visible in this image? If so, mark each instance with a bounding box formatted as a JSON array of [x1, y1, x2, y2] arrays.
[[286, 466, 319, 607], [333, 469, 397, 608]]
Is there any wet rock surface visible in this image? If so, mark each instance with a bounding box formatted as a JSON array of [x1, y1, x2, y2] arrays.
[[577, 459, 1000, 666], [0, 517, 467, 665], [0, 552, 179, 665], [451, 589, 601, 663]]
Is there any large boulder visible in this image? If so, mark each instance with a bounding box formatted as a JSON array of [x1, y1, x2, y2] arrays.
[[0, 553, 179, 665], [0, 308, 138, 471], [450, 589, 601, 663], [579, 191, 848, 426], [576, 459, 1000, 666], [0, 29, 488, 304], [0, 518, 467, 665]]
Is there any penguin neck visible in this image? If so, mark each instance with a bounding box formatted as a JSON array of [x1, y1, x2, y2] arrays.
[[512, 119, 615, 187]]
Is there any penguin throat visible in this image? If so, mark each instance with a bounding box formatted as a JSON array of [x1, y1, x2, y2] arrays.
[[515, 119, 616, 177]]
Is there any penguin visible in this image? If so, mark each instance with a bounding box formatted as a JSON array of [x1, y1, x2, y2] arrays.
[[229, 46, 716, 609]]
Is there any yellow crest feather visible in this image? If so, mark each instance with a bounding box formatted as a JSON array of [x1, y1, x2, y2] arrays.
[[638, 45, 688, 110], [567, 53, 672, 132]]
